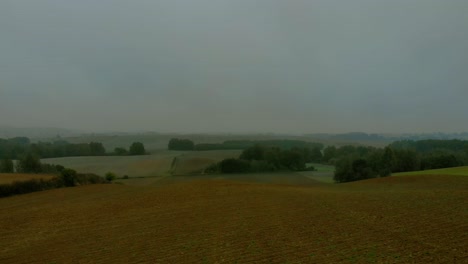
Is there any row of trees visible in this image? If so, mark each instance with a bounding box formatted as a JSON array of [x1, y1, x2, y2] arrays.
[[0, 137, 147, 160], [168, 138, 195, 151], [198, 139, 468, 182], [0, 153, 68, 174], [332, 140, 468, 182], [206, 145, 317, 173], [113, 142, 146, 156], [168, 138, 325, 152], [0, 168, 107, 198]]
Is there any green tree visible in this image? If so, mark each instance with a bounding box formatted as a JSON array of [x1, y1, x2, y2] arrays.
[[219, 158, 251, 173], [60, 168, 77, 187], [129, 142, 146, 155], [105, 172, 117, 182], [380, 147, 396, 176], [114, 147, 128, 155], [17, 153, 42, 173], [0, 159, 14, 173], [279, 150, 306, 171], [168, 138, 194, 150], [240, 144, 265, 161], [89, 142, 106, 155], [323, 146, 337, 164]]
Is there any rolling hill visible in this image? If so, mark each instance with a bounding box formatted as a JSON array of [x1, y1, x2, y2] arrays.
[[0, 173, 466, 263]]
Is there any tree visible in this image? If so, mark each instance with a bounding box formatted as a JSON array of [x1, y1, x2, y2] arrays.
[[380, 147, 396, 176], [219, 158, 251, 173], [129, 142, 146, 155], [323, 146, 337, 164], [60, 168, 77, 187], [0, 159, 14, 173], [309, 147, 323, 162], [105, 172, 117, 182], [334, 156, 377, 183], [279, 150, 306, 171], [114, 147, 128, 155], [168, 138, 195, 151], [17, 153, 42, 173], [240, 144, 265, 161], [89, 142, 106, 155]]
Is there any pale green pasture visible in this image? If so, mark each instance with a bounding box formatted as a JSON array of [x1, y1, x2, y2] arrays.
[[394, 166, 468, 177]]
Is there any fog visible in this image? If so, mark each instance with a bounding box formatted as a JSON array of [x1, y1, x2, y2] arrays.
[[1, 0, 467, 134]]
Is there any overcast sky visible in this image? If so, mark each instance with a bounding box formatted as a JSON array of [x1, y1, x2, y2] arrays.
[[1, 0, 467, 134]]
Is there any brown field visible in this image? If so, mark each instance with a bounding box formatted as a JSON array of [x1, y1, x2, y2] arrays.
[[0, 174, 467, 263], [0, 173, 55, 184]]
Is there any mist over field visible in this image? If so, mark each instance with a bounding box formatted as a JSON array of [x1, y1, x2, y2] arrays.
[[1, 0, 467, 133]]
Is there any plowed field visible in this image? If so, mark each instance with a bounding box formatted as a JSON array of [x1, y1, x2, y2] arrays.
[[0, 175, 467, 263]]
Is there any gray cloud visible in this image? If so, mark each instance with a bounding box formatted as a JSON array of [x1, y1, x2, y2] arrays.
[[1, 0, 467, 133]]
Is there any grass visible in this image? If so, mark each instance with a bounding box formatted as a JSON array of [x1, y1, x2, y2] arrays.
[[42, 150, 242, 178], [394, 166, 468, 177], [0, 174, 466, 263], [298, 163, 335, 183]]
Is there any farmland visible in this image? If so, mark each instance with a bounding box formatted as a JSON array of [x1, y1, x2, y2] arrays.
[[394, 166, 468, 177], [0, 173, 54, 184], [41, 150, 242, 178], [1, 172, 467, 263]]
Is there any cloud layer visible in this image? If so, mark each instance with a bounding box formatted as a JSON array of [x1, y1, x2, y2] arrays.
[[1, 0, 467, 133]]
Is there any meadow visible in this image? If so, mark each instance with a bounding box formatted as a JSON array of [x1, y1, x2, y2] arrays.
[[42, 150, 241, 178], [394, 166, 468, 177]]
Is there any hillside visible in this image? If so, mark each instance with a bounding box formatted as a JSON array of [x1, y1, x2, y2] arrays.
[[42, 150, 242, 178], [394, 166, 468, 177], [0, 174, 466, 263]]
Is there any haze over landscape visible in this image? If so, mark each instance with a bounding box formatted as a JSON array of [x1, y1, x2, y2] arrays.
[[1, 0, 467, 134]]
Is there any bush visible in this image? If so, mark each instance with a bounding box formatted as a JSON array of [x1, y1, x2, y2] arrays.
[[219, 158, 251, 173], [60, 169, 78, 187], [204, 163, 220, 174], [250, 160, 276, 172], [0, 159, 14, 173], [76, 173, 106, 185], [105, 172, 117, 182], [301, 165, 316, 172], [129, 142, 146, 155], [114, 147, 128, 155], [0, 173, 106, 198]]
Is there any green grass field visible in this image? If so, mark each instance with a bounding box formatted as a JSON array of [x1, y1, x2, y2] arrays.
[[297, 163, 335, 183], [42, 150, 242, 178], [394, 166, 468, 177]]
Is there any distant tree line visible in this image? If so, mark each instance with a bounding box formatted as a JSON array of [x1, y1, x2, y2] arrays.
[[0, 137, 147, 160], [199, 139, 468, 182], [168, 138, 195, 151], [0, 167, 107, 198], [327, 140, 468, 183], [168, 138, 324, 152], [205, 144, 318, 174]]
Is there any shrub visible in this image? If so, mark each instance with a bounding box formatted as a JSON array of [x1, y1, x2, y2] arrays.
[[105, 172, 117, 182], [219, 158, 251, 173], [60, 168, 78, 187]]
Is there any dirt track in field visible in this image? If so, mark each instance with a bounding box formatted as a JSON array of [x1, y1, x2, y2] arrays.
[[0, 175, 467, 263]]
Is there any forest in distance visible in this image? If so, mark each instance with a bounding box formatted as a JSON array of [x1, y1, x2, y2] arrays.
[[2, 135, 467, 183]]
